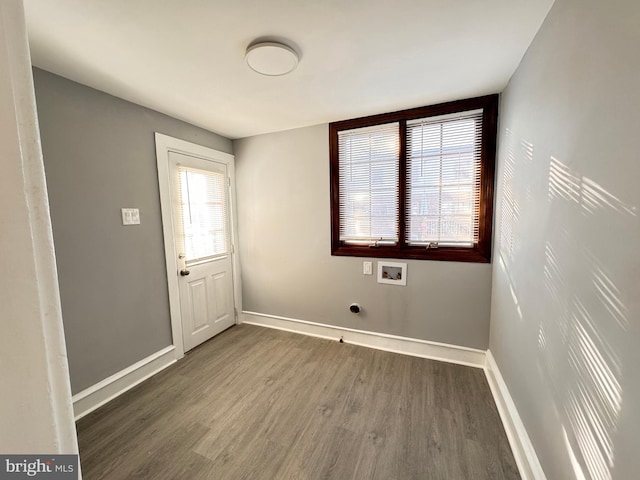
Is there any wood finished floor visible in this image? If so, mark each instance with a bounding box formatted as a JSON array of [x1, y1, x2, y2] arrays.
[[77, 324, 520, 480]]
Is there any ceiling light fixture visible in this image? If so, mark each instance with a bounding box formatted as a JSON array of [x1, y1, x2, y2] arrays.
[[245, 41, 299, 76]]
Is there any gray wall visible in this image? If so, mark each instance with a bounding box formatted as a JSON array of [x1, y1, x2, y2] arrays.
[[490, 0, 640, 478], [34, 68, 233, 394], [234, 124, 492, 349]]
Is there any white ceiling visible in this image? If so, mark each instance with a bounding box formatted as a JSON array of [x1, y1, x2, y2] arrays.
[[24, 0, 555, 139]]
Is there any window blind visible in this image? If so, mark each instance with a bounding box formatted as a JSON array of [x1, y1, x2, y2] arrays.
[[406, 109, 483, 246], [338, 122, 400, 244], [176, 166, 228, 264]]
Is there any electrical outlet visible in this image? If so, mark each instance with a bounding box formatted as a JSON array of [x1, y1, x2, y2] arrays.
[[363, 261, 373, 275]]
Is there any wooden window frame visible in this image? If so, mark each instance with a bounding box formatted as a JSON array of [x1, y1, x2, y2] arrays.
[[330, 94, 498, 263]]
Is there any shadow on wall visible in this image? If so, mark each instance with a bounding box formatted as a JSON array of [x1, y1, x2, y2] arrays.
[[538, 156, 635, 480], [499, 128, 535, 321], [498, 129, 636, 480]]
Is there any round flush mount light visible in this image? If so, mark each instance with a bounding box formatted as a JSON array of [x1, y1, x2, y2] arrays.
[[245, 41, 299, 76]]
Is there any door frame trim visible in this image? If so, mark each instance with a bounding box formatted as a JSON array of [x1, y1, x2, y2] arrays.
[[155, 133, 242, 359]]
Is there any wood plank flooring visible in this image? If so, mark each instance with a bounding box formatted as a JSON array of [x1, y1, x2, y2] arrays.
[[77, 324, 520, 480]]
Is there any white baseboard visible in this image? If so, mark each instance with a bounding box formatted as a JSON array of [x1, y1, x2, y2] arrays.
[[484, 350, 546, 480], [72, 345, 177, 421], [241, 311, 486, 368]]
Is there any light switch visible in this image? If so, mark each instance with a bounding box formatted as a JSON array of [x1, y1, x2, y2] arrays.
[[363, 261, 373, 275], [121, 208, 140, 225]]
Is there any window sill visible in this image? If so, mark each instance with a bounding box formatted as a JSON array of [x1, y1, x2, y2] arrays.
[[331, 244, 491, 263]]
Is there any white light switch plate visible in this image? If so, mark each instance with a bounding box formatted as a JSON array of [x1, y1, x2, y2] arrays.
[[363, 261, 373, 275], [121, 208, 140, 225]]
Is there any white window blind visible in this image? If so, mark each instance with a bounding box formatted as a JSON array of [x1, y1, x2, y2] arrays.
[[176, 166, 228, 264], [406, 109, 483, 246], [338, 122, 400, 244]]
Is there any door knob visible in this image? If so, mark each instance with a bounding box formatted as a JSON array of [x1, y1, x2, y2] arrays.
[[180, 269, 190, 276]]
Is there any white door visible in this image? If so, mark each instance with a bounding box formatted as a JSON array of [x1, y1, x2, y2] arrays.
[[169, 151, 235, 352]]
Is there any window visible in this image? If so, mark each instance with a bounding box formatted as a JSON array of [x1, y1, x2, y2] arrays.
[[176, 166, 229, 264], [337, 122, 399, 245], [330, 95, 498, 262]]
